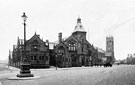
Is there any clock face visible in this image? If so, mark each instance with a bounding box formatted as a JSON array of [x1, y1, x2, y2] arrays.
[[108, 47, 111, 50]]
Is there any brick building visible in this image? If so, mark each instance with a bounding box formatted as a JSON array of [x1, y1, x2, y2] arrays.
[[9, 17, 108, 68], [54, 17, 96, 67], [10, 33, 50, 68]]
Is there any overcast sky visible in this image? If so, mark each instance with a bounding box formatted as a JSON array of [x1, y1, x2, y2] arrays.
[[1, 0, 135, 60]]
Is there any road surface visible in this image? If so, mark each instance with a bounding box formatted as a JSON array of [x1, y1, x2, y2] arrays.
[[0, 65, 135, 85]]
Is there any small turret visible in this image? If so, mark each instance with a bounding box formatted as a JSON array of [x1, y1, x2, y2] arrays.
[[73, 17, 86, 33]]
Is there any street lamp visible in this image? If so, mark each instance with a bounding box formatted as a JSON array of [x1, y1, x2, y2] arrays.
[[56, 54, 57, 70], [17, 12, 34, 77]]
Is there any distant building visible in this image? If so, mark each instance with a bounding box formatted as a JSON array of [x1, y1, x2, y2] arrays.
[[97, 47, 105, 65], [126, 54, 135, 64], [105, 36, 115, 63], [97, 48, 105, 58]]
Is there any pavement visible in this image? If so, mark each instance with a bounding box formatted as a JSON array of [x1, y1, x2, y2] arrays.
[[0, 65, 135, 85], [8, 76, 40, 80], [0, 81, 2, 85]]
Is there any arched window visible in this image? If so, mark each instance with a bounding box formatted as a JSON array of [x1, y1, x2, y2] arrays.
[[31, 40, 41, 51], [69, 43, 76, 51], [32, 40, 39, 44]]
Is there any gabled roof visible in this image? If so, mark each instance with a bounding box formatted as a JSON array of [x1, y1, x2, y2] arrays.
[[98, 48, 105, 53], [64, 35, 78, 43], [94, 46, 105, 53], [55, 42, 68, 50], [85, 40, 91, 47], [26, 33, 44, 44]]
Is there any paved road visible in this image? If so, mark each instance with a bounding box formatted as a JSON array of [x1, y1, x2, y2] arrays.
[[0, 65, 135, 85], [0, 81, 2, 85]]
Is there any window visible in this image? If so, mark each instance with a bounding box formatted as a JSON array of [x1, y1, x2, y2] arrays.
[[63, 57, 64, 62], [69, 43, 76, 51], [42, 56, 44, 60], [107, 41, 112, 46], [34, 56, 37, 60], [58, 50, 64, 53], [39, 56, 44, 60], [32, 45, 40, 51], [32, 40, 39, 44], [31, 56, 36, 60], [31, 56, 34, 60], [46, 56, 48, 61], [58, 46, 65, 54], [65, 58, 68, 62], [31, 40, 40, 52], [39, 56, 42, 60]]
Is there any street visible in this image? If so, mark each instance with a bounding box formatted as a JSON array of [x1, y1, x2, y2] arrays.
[[0, 65, 135, 85]]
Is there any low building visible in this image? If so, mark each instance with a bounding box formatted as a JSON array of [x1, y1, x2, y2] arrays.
[[97, 47, 105, 65]]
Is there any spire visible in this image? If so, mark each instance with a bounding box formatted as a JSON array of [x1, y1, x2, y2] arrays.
[[73, 17, 86, 33], [35, 31, 37, 35]]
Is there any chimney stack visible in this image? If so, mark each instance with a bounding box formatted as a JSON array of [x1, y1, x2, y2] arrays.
[[59, 32, 62, 43], [46, 39, 49, 46]]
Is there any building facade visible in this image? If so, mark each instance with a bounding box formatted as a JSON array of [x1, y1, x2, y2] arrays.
[[9, 17, 110, 68], [10, 33, 50, 68], [54, 17, 94, 67]]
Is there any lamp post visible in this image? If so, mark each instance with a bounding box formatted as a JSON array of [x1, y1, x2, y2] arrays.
[[56, 54, 57, 70], [17, 12, 34, 77]]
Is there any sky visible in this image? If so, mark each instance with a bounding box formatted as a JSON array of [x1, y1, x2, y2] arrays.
[[0, 0, 135, 60]]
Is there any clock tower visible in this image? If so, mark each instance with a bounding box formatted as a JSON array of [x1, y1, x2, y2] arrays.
[[106, 36, 115, 61]]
